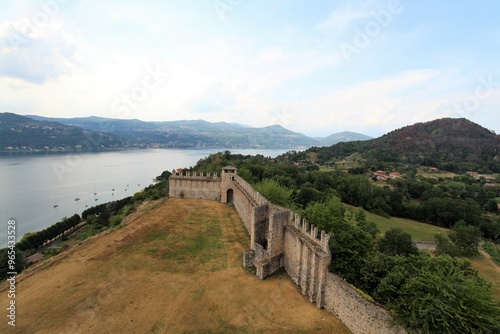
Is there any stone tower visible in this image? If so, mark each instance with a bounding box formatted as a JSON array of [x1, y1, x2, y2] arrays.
[[220, 166, 237, 204]]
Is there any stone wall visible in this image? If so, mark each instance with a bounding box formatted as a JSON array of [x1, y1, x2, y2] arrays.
[[233, 175, 267, 206], [168, 168, 405, 334], [231, 179, 257, 234], [230, 176, 282, 279], [266, 205, 290, 258], [169, 172, 221, 200], [324, 273, 406, 334], [283, 214, 331, 308]]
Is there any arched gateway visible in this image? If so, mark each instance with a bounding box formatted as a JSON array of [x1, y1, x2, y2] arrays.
[[226, 189, 234, 205]]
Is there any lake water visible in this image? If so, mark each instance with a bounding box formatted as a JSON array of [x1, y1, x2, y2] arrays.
[[0, 148, 290, 248]]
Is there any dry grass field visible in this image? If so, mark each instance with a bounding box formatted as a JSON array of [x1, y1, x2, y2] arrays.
[[0, 198, 350, 334], [470, 250, 500, 302]]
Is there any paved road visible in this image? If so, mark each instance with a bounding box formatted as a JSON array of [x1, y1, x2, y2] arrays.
[[415, 242, 436, 250]]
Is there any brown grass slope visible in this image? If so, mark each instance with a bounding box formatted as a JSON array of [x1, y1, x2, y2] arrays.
[[0, 198, 350, 334]]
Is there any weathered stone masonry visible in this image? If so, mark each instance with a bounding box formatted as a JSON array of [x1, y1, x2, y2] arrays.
[[169, 167, 405, 334]]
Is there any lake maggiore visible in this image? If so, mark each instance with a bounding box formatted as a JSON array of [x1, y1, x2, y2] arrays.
[[0, 148, 290, 247]]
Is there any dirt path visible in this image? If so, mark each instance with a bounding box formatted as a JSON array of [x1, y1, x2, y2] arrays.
[[1, 198, 350, 333], [479, 249, 500, 274]]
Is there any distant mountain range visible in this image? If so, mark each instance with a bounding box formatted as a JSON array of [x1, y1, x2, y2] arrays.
[[295, 118, 500, 173], [0, 113, 123, 151], [0, 113, 372, 151], [315, 131, 372, 146]]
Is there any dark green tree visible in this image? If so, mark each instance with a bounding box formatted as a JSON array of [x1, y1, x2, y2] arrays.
[[485, 198, 499, 213], [354, 207, 379, 238], [481, 215, 500, 242], [435, 233, 462, 257], [329, 221, 374, 285], [448, 221, 482, 256], [378, 228, 418, 257], [295, 184, 323, 208], [303, 197, 345, 233], [381, 256, 500, 334], [354, 207, 366, 224], [423, 197, 482, 227], [254, 179, 293, 207]]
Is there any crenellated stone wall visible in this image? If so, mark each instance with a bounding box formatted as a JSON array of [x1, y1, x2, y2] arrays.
[[283, 213, 331, 308], [168, 166, 405, 334], [168, 171, 221, 200]]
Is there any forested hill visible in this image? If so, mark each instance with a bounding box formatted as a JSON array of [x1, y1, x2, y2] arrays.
[[297, 118, 500, 173], [0, 113, 123, 151]]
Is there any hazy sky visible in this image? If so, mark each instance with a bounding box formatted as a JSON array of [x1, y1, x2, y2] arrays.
[[1, 1, 499, 137]]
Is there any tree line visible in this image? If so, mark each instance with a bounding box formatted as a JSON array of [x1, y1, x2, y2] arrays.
[[194, 152, 500, 241]]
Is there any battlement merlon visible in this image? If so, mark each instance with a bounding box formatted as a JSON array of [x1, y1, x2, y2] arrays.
[[288, 212, 331, 254], [170, 175, 222, 181], [232, 175, 267, 206], [170, 168, 221, 181]]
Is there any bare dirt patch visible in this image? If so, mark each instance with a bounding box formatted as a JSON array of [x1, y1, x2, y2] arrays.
[[1, 198, 351, 333]]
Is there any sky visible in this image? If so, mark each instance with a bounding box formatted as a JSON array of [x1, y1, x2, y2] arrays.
[[0, 0, 499, 138]]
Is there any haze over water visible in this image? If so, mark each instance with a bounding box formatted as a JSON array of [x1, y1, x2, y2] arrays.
[[0, 148, 289, 247]]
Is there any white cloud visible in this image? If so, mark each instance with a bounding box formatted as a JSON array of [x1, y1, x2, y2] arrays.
[[291, 69, 467, 136], [1, 1, 499, 138], [0, 19, 79, 84], [316, 0, 379, 33]]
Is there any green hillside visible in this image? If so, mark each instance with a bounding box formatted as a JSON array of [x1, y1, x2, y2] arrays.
[[297, 118, 500, 173]]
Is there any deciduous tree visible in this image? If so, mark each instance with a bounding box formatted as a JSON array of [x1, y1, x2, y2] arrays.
[[378, 228, 418, 257]]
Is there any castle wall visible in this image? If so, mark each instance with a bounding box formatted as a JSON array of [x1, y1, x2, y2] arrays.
[[252, 204, 269, 249], [324, 273, 406, 334], [168, 169, 404, 333], [231, 181, 255, 234], [283, 215, 331, 308], [233, 175, 267, 206], [169, 173, 221, 200], [266, 205, 289, 259]]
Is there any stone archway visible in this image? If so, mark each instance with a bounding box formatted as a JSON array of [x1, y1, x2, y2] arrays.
[[226, 189, 234, 205]]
